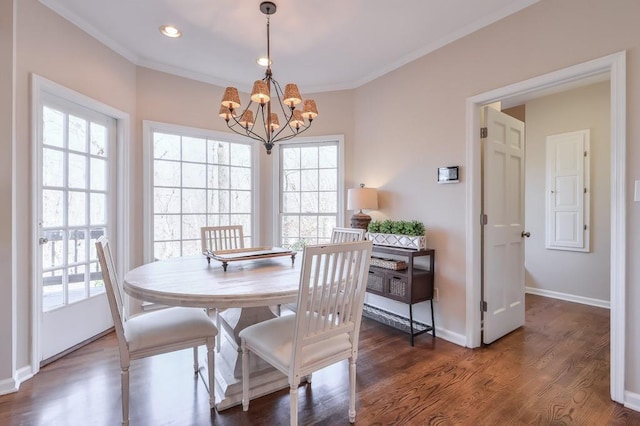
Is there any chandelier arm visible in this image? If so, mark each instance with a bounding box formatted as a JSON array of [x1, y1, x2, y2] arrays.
[[224, 104, 268, 144], [243, 104, 272, 143], [270, 78, 294, 119], [267, 79, 295, 141], [270, 120, 314, 145], [224, 119, 267, 144]]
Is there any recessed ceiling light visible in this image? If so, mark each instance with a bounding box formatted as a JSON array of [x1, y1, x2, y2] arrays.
[[256, 57, 272, 67], [159, 25, 182, 38]]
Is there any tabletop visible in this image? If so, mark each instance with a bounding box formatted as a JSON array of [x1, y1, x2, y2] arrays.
[[123, 254, 302, 309]]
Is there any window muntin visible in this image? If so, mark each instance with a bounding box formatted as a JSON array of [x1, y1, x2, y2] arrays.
[[149, 128, 255, 260], [279, 141, 341, 249], [40, 102, 113, 310]]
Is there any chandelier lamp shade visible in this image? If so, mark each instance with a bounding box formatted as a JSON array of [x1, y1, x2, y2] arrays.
[[219, 1, 319, 155]]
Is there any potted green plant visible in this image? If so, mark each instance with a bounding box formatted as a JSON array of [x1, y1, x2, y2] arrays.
[[367, 220, 427, 250]]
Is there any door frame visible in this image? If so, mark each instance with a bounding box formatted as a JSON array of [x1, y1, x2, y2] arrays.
[[30, 74, 132, 375], [465, 51, 626, 403]]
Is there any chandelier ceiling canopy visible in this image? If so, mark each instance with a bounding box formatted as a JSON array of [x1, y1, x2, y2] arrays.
[[219, 1, 319, 155]]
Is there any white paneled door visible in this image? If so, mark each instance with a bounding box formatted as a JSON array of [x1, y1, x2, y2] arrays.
[[545, 130, 590, 252], [482, 107, 526, 344], [36, 94, 115, 361]]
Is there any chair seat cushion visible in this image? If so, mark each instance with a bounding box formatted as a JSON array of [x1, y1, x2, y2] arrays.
[[239, 315, 352, 371], [125, 307, 217, 353]]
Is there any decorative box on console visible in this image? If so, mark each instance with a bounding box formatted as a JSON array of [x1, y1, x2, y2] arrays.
[[369, 257, 407, 270], [366, 232, 427, 250]]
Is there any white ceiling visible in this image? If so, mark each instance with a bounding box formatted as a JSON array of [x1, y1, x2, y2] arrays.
[[40, 0, 538, 93]]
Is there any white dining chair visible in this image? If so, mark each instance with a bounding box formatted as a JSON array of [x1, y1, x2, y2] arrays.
[[282, 227, 366, 316], [201, 225, 245, 352], [201, 225, 244, 261], [330, 227, 366, 243], [239, 240, 373, 426], [95, 236, 218, 426]]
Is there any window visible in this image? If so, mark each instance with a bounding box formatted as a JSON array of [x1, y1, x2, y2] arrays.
[[39, 96, 116, 310], [276, 137, 344, 249], [144, 122, 257, 261]]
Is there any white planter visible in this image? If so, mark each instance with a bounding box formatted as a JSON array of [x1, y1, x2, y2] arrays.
[[366, 233, 427, 250]]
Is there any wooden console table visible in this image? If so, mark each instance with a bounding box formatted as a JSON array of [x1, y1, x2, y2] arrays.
[[366, 246, 435, 345]]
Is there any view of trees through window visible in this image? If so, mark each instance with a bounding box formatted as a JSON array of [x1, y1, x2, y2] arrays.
[[152, 131, 253, 260], [280, 142, 339, 250], [40, 103, 110, 311]]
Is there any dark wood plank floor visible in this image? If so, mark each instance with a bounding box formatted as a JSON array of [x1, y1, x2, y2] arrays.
[[1, 294, 638, 425]]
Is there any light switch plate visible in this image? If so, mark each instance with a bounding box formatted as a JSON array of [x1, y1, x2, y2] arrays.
[[635, 180, 640, 202]]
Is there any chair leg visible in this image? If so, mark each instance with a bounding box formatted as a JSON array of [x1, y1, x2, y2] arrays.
[[348, 357, 356, 423], [207, 340, 215, 409], [215, 309, 221, 353], [290, 384, 298, 426], [193, 346, 199, 375], [241, 340, 250, 411], [121, 365, 130, 426]]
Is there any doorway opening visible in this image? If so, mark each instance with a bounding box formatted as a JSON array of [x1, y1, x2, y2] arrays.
[[465, 51, 626, 403]]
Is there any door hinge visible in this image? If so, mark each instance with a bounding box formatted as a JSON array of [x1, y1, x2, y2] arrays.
[[480, 300, 488, 312], [584, 151, 588, 157], [584, 224, 588, 230], [480, 127, 488, 138], [584, 187, 587, 194], [481, 214, 488, 225]]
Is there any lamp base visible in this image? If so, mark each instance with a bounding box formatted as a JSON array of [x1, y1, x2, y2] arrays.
[[350, 212, 372, 230]]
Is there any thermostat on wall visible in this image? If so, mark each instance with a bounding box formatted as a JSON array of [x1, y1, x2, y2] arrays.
[[438, 166, 459, 183]]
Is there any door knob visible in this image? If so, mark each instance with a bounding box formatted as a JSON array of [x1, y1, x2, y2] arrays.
[[521, 231, 531, 238], [39, 237, 49, 245]]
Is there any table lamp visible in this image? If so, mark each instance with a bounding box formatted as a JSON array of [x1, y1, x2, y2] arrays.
[[347, 184, 378, 229]]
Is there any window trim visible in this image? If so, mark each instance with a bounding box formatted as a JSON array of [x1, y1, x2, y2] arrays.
[[142, 120, 260, 263], [271, 135, 345, 246]]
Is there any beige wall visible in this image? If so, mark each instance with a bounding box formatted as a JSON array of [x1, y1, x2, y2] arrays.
[[524, 82, 610, 302], [0, 0, 15, 381], [4, 0, 640, 401], [12, 0, 137, 369], [352, 0, 640, 392]]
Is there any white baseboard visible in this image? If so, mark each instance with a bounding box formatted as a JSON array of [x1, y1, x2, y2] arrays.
[[625, 390, 640, 412], [525, 286, 610, 309], [16, 365, 33, 385], [435, 327, 467, 347], [362, 295, 466, 347], [0, 375, 18, 396], [0, 365, 35, 396]]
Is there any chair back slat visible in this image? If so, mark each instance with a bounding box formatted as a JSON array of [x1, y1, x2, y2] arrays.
[[201, 225, 244, 253], [292, 241, 372, 371], [330, 227, 365, 243], [95, 236, 128, 355]]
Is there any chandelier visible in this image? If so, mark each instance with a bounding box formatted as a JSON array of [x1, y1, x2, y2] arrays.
[[219, 1, 319, 155]]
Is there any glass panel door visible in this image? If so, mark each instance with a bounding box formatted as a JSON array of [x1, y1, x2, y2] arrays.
[[37, 93, 115, 361]]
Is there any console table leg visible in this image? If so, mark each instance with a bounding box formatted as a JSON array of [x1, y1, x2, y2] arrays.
[[409, 304, 414, 346], [430, 299, 436, 338]]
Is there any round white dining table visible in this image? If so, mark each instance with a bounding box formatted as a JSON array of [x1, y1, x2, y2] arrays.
[[123, 254, 303, 411], [123, 254, 301, 309]]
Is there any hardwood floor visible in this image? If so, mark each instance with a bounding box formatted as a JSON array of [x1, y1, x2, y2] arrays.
[[1, 294, 638, 425]]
